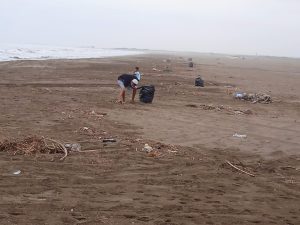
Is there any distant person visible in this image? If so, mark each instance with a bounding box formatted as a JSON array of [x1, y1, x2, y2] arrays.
[[117, 74, 139, 104], [133, 66, 141, 81]]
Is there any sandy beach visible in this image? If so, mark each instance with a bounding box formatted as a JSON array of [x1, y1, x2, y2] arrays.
[[0, 53, 299, 224]]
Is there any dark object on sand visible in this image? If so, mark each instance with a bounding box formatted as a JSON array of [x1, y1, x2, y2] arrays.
[[195, 77, 204, 87], [189, 62, 194, 68], [139, 85, 155, 103], [188, 58, 193, 61], [102, 138, 117, 143]]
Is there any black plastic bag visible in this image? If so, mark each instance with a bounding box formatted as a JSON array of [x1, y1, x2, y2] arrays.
[[195, 77, 204, 87], [139, 85, 155, 103]]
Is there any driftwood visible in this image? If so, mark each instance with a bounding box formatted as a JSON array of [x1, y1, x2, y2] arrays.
[[226, 160, 255, 177], [44, 138, 68, 161]]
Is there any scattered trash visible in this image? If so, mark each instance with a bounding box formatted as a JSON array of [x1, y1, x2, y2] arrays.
[[79, 127, 97, 136], [102, 138, 116, 143], [234, 92, 246, 99], [0, 136, 68, 160], [152, 67, 161, 71], [195, 77, 204, 87], [233, 133, 247, 138], [200, 104, 220, 110], [64, 143, 81, 152], [13, 170, 21, 175], [148, 151, 161, 157], [139, 85, 155, 103], [233, 92, 272, 104], [185, 104, 198, 108], [143, 144, 153, 153]]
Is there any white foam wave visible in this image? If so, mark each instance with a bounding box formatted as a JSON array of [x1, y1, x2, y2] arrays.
[[0, 44, 143, 61]]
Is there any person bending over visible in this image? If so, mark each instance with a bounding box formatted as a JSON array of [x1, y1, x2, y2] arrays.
[[117, 74, 139, 104]]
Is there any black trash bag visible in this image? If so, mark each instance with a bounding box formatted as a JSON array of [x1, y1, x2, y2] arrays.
[[139, 85, 155, 103], [188, 62, 194, 68], [195, 77, 204, 87]]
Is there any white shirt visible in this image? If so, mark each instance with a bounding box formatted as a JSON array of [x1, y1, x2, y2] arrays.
[[134, 71, 141, 81]]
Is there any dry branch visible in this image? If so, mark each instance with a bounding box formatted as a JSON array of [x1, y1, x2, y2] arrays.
[[226, 160, 255, 177], [44, 138, 68, 161]]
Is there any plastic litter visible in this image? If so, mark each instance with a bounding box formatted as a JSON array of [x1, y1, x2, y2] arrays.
[[233, 92, 272, 104], [195, 77, 204, 87], [64, 143, 81, 152], [143, 144, 153, 153], [234, 92, 246, 99], [233, 133, 247, 138], [102, 138, 117, 143], [13, 170, 21, 175]]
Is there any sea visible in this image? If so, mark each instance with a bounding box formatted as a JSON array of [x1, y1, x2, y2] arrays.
[[0, 44, 143, 62]]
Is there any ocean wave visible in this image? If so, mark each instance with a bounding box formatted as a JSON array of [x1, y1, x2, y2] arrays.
[[0, 44, 143, 61]]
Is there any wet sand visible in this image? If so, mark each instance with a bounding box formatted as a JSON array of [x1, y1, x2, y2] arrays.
[[0, 53, 299, 224]]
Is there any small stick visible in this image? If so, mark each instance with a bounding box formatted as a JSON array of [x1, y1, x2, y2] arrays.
[[45, 138, 68, 161], [226, 160, 255, 177], [75, 149, 97, 153]]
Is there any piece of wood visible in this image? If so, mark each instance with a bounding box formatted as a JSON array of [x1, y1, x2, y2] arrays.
[[226, 160, 255, 177], [45, 138, 68, 161]]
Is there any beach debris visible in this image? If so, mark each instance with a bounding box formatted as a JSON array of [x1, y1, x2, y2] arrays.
[[233, 133, 247, 138], [143, 144, 153, 153], [234, 92, 272, 104], [186, 103, 252, 115], [185, 104, 198, 108], [102, 138, 116, 143], [13, 170, 21, 175], [188, 62, 194, 68], [45, 138, 68, 161], [79, 127, 97, 136], [188, 58, 193, 61], [64, 143, 81, 152], [195, 77, 204, 87], [225, 160, 255, 177], [148, 151, 161, 157], [0, 136, 69, 160], [152, 67, 161, 72], [200, 104, 220, 110]]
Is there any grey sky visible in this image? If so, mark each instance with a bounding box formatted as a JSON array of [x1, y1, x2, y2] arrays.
[[1, 0, 300, 57]]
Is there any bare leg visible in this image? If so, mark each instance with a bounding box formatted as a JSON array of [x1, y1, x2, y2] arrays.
[[119, 89, 125, 103], [131, 88, 137, 102]]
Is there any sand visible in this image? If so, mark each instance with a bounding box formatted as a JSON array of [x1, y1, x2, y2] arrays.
[[0, 53, 299, 224]]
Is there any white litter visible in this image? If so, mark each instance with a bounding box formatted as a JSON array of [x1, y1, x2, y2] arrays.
[[143, 144, 153, 153], [233, 133, 247, 138], [13, 170, 21, 175]]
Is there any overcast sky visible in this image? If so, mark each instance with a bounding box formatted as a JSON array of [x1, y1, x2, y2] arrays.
[[1, 0, 300, 57]]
